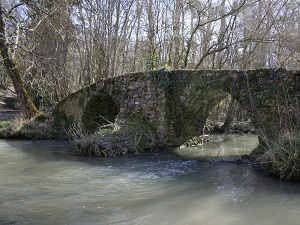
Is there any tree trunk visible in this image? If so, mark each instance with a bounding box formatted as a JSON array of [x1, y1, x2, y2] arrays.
[[0, 2, 40, 118], [147, 0, 156, 70], [172, 0, 181, 69]]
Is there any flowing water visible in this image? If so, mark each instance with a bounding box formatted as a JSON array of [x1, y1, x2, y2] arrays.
[[1, 134, 300, 225]]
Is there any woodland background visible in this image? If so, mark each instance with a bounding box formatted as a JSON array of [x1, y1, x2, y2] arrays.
[[1, 0, 299, 110]]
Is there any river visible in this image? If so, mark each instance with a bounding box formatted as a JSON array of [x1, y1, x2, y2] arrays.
[[1, 134, 300, 225]]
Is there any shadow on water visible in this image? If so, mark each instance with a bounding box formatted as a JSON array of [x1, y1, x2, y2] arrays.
[[1, 134, 256, 174], [3, 133, 258, 161]]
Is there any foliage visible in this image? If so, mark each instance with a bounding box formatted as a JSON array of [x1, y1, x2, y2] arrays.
[[258, 131, 300, 181], [0, 120, 10, 129], [68, 118, 158, 157], [247, 69, 300, 181], [1, 0, 300, 114], [0, 114, 62, 139], [150, 69, 189, 93], [65, 119, 88, 141]]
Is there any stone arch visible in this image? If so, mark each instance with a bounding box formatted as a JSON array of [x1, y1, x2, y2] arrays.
[[81, 90, 120, 133], [168, 86, 228, 146], [205, 93, 253, 133], [164, 70, 251, 146], [172, 91, 254, 147]]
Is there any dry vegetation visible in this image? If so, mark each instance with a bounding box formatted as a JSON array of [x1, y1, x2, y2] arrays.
[[0, 113, 63, 139], [256, 131, 300, 181], [66, 119, 158, 157]]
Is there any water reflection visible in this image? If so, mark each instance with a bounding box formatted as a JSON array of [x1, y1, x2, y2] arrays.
[[0, 136, 300, 225], [174, 134, 259, 159]]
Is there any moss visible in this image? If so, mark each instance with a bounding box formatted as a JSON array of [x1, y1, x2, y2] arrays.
[[35, 113, 49, 122], [0, 120, 11, 129], [55, 69, 300, 154], [78, 94, 85, 107], [149, 70, 241, 144], [53, 113, 75, 135], [172, 89, 226, 141], [150, 69, 189, 93], [150, 70, 192, 141]]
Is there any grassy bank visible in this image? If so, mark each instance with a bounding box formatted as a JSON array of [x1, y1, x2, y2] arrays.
[[252, 131, 300, 181], [1, 108, 300, 181], [0, 114, 64, 139]]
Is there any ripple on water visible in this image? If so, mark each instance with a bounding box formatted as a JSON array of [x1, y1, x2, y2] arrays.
[[2, 139, 300, 225], [118, 158, 200, 179], [213, 163, 256, 207]]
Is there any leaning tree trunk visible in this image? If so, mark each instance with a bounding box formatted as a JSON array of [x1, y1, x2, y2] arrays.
[[0, 2, 40, 118]]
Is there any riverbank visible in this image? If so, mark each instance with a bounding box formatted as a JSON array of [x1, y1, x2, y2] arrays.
[[1, 90, 299, 181], [1, 110, 299, 181], [250, 131, 300, 181], [0, 90, 64, 140], [0, 91, 158, 154]]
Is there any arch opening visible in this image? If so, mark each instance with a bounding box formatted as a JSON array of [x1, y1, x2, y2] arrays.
[[81, 90, 120, 133], [178, 93, 257, 150], [205, 93, 254, 134]]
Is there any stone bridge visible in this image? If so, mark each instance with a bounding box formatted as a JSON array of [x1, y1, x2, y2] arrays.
[[55, 69, 300, 147]]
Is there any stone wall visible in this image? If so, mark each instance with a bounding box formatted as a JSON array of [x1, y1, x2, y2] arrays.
[[54, 72, 168, 139], [55, 69, 300, 147]]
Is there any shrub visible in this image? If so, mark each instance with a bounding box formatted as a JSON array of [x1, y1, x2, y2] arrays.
[[0, 120, 11, 129], [69, 118, 158, 157], [258, 131, 300, 180], [0, 113, 61, 139]]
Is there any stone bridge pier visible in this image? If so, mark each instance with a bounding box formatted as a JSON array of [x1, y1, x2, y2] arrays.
[[55, 69, 300, 147]]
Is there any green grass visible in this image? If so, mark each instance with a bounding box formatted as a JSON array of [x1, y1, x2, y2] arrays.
[[0, 120, 11, 129]]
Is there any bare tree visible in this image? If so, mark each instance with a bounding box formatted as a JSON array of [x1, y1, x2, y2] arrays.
[[1, 0, 299, 117], [24, 1, 75, 104], [0, 0, 39, 118]]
